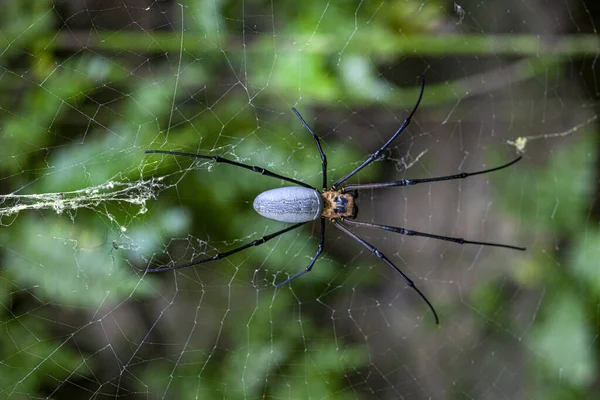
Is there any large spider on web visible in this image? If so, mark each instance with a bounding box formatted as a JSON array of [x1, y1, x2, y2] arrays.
[[145, 77, 525, 324]]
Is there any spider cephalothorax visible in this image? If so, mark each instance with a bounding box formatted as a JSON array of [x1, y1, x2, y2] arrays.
[[145, 77, 525, 324], [321, 190, 357, 219]]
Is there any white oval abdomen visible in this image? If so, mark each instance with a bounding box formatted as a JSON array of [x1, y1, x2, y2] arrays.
[[253, 187, 323, 223]]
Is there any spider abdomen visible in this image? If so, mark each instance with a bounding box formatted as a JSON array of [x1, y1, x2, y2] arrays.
[[253, 187, 323, 223]]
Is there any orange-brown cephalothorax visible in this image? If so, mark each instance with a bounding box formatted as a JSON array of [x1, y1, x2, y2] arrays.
[[321, 190, 357, 219]]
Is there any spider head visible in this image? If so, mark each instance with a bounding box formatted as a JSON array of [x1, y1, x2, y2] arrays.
[[321, 190, 357, 219]]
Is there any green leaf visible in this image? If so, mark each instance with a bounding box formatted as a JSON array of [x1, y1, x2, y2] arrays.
[[3, 216, 152, 306], [530, 291, 595, 388]]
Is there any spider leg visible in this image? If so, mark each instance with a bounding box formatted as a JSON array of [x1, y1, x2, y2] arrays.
[[332, 219, 439, 324], [145, 150, 313, 189], [343, 219, 526, 251], [146, 222, 307, 273], [292, 108, 328, 190], [342, 156, 522, 192], [276, 218, 325, 287], [332, 76, 425, 189]]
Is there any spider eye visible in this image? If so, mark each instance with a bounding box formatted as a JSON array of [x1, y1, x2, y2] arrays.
[[334, 196, 348, 206], [333, 196, 349, 214]]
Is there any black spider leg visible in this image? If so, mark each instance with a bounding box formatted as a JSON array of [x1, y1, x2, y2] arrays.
[[331, 219, 439, 324], [342, 156, 522, 192], [146, 222, 307, 272], [292, 107, 328, 190], [332, 76, 426, 189], [145, 150, 313, 189], [343, 219, 526, 251], [276, 218, 326, 287]]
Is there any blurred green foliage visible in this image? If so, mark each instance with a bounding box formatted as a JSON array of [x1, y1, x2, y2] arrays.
[[497, 134, 598, 393], [0, 0, 599, 399]]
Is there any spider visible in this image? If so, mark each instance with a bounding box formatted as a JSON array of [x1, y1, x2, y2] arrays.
[[145, 77, 525, 324]]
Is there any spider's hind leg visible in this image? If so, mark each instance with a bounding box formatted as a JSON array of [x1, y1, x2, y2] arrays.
[[276, 218, 326, 287]]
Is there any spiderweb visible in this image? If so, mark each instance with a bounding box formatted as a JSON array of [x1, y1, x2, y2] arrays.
[[1, 0, 598, 398]]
